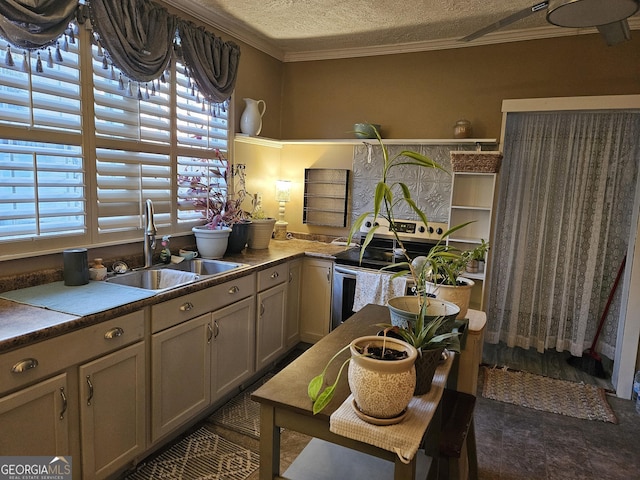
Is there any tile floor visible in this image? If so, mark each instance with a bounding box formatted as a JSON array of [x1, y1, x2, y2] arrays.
[[145, 344, 640, 479]]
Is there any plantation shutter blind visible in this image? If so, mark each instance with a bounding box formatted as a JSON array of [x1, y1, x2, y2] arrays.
[[0, 141, 84, 240], [0, 41, 82, 131], [176, 154, 227, 224]]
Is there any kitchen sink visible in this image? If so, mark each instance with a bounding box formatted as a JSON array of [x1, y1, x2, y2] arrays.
[[163, 258, 248, 276], [106, 268, 200, 292], [105, 259, 247, 292]]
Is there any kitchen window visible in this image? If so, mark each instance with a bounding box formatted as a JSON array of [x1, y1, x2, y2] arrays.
[[0, 23, 230, 258]]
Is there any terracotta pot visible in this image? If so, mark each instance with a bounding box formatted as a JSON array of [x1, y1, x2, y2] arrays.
[[247, 218, 276, 249], [348, 335, 417, 420]]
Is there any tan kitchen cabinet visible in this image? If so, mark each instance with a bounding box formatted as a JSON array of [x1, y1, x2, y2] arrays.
[[151, 312, 212, 442], [211, 296, 255, 400], [255, 264, 288, 371], [285, 259, 302, 348], [0, 373, 69, 456], [300, 258, 333, 343], [150, 273, 256, 441], [79, 341, 145, 480]]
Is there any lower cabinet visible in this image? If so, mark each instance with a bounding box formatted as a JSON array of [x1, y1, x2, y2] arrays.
[[211, 296, 255, 400], [300, 258, 333, 343], [286, 259, 302, 347], [79, 342, 146, 480], [0, 373, 69, 455], [255, 282, 287, 371], [151, 313, 212, 442]]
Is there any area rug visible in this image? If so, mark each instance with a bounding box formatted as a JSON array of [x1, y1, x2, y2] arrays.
[[208, 374, 273, 439], [126, 427, 259, 480], [481, 366, 618, 424]]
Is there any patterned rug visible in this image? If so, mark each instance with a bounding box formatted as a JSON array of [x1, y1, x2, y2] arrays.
[[209, 374, 273, 439], [126, 427, 259, 480], [481, 366, 618, 424]]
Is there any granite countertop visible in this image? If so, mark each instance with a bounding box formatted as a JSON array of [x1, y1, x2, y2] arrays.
[[0, 238, 351, 354]]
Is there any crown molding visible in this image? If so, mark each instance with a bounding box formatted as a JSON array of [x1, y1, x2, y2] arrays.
[[159, 2, 639, 63]]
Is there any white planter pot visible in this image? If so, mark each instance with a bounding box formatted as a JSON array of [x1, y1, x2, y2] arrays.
[[192, 226, 232, 259], [387, 296, 460, 329], [247, 218, 276, 249], [425, 277, 475, 319], [348, 336, 417, 421]]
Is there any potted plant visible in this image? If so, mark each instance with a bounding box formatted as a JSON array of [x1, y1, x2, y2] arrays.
[[183, 150, 252, 257], [246, 194, 276, 249], [307, 332, 418, 422]]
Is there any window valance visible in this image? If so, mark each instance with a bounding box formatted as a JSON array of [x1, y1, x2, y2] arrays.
[[178, 20, 240, 104], [0, 0, 240, 102], [0, 0, 79, 49], [89, 0, 176, 82]]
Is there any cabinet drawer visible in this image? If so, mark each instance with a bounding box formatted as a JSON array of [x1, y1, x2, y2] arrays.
[[151, 273, 255, 333], [0, 310, 144, 395], [257, 264, 287, 292]]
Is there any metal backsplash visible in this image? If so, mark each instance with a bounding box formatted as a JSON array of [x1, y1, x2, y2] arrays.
[[351, 143, 477, 226]]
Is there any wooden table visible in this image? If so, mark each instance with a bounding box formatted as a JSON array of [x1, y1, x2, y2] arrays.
[[251, 304, 454, 480]]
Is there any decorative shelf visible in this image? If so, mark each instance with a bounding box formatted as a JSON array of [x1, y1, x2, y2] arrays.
[[235, 135, 498, 147], [303, 168, 350, 227]]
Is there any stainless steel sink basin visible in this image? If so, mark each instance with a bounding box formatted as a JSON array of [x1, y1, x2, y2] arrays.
[[164, 258, 247, 276], [106, 268, 200, 291]]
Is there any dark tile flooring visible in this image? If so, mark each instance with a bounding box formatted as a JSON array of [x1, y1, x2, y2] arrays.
[[149, 344, 640, 479]]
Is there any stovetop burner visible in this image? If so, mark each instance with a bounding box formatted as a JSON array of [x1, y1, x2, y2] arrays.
[[334, 216, 449, 270]]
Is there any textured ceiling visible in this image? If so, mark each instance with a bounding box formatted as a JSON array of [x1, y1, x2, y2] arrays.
[[163, 0, 640, 60]]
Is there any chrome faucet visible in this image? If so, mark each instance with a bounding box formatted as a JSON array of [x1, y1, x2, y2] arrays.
[[143, 199, 157, 268]]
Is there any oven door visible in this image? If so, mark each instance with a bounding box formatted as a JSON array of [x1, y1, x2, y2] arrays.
[[331, 264, 414, 330]]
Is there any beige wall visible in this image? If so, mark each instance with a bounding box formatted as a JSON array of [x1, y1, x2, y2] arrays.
[[280, 34, 640, 140]]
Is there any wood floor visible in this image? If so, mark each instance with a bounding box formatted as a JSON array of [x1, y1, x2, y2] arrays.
[[482, 341, 614, 391]]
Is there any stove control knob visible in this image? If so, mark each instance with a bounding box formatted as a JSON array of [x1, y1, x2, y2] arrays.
[[428, 226, 434, 234], [365, 221, 372, 228], [418, 226, 425, 233], [436, 227, 443, 235]]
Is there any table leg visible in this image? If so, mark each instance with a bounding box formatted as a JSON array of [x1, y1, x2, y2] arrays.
[[259, 404, 280, 480], [393, 457, 416, 480]]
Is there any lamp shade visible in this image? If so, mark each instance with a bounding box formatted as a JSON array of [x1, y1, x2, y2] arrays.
[[275, 180, 291, 202]]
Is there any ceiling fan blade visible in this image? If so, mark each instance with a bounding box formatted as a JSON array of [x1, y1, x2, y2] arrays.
[[460, 1, 550, 42], [596, 19, 632, 45]]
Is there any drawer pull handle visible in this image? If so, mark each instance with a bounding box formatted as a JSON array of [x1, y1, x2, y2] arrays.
[[11, 358, 38, 374], [104, 327, 124, 339], [86, 375, 94, 406], [179, 302, 194, 311], [207, 323, 213, 344], [59, 387, 67, 420], [228, 286, 239, 294], [270, 271, 279, 279], [214, 320, 220, 339], [260, 301, 265, 317]]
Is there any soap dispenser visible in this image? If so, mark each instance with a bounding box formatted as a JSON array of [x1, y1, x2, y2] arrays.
[[89, 258, 108, 281]]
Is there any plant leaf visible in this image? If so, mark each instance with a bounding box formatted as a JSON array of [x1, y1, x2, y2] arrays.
[[312, 385, 336, 414], [307, 373, 324, 401]]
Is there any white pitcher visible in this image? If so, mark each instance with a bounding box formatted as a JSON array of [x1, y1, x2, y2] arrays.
[[240, 98, 266, 136]]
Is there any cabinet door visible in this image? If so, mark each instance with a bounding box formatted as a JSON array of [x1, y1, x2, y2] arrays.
[[151, 314, 211, 442], [300, 258, 332, 343], [256, 283, 287, 371], [211, 296, 256, 400], [0, 373, 69, 455], [286, 259, 302, 347], [79, 342, 145, 480]]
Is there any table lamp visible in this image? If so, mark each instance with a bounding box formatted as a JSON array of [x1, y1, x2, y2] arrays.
[[274, 180, 291, 240]]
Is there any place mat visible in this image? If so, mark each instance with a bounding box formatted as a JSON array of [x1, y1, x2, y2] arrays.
[[330, 354, 453, 463], [0, 281, 155, 316], [481, 366, 618, 424], [125, 426, 259, 480], [208, 374, 273, 439]]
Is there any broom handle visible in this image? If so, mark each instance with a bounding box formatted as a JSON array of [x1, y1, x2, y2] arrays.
[[590, 255, 626, 351]]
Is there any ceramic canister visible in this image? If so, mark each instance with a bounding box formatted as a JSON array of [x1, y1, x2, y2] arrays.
[[63, 248, 89, 286]]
